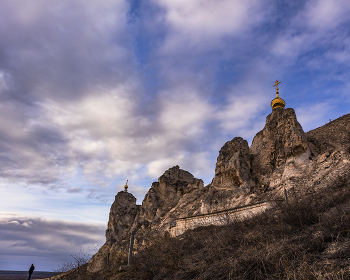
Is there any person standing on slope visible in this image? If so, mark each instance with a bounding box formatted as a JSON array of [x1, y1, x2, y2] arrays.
[[28, 264, 35, 280]]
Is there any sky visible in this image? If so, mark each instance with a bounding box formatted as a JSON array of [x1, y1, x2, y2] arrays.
[[1, 0, 350, 272]]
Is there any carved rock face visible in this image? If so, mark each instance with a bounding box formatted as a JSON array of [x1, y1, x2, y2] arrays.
[[250, 108, 309, 183], [211, 137, 251, 190]]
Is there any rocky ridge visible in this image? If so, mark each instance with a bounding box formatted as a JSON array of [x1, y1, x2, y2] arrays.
[[87, 108, 350, 273]]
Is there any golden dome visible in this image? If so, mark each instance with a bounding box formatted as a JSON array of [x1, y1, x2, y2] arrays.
[[271, 94, 286, 109], [271, 80, 285, 109], [124, 180, 128, 192]]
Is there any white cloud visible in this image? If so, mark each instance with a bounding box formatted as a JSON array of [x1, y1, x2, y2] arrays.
[[272, 0, 350, 59], [0, 0, 135, 188], [18, 81, 217, 190], [147, 156, 184, 178], [158, 87, 213, 137], [272, 33, 311, 59], [218, 93, 266, 132], [303, 0, 350, 29], [154, 0, 266, 52], [142, 86, 216, 177], [0, 180, 112, 223], [0, 71, 11, 93]]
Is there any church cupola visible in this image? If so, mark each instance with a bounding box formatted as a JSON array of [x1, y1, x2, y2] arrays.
[[271, 80, 285, 109], [124, 180, 128, 192]]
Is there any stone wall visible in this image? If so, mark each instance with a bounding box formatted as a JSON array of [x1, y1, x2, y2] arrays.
[[169, 201, 273, 237]]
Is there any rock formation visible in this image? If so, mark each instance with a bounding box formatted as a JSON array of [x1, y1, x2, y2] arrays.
[[249, 107, 311, 192], [135, 165, 203, 224], [211, 137, 251, 190], [88, 191, 140, 272], [129, 165, 205, 244], [106, 191, 140, 246], [88, 165, 205, 272], [250, 108, 309, 184], [88, 108, 350, 273], [195, 137, 254, 214]]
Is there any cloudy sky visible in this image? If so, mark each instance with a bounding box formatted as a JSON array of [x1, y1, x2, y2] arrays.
[[1, 0, 350, 271]]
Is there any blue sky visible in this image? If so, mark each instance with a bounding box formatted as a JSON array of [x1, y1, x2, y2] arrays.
[[1, 0, 350, 271]]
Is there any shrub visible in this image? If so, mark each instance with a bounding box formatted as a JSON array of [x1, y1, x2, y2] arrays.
[[53, 249, 92, 274]]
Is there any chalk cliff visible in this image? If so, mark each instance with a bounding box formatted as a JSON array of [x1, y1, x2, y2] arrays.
[[88, 109, 350, 272], [250, 108, 309, 185]]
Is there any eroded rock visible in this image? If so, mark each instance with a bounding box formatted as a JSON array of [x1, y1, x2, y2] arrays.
[[131, 165, 204, 241], [88, 191, 139, 273], [211, 137, 251, 190], [105, 191, 140, 246], [250, 108, 309, 185]]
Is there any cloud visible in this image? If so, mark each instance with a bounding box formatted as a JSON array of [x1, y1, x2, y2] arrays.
[[0, 0, 348, 199], [153, 0, 268, 52], [0, 0, 137, 188], [0, 0, 304, 195], [302, 0, 350, 29], [271, 0, 350, 59], [0, 214, 106, 271]]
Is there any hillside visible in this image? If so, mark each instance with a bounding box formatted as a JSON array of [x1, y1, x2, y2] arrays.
[[120, 180, 350, 279], [48, 179, 350, 279], [47, 109, 350, 279]]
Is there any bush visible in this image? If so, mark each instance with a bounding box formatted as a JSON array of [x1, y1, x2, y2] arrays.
[[53, 249, 92, 273], [279, 192, 320, 228]]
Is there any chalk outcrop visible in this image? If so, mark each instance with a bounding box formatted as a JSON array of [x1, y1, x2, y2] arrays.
[[250, 108, 309, 185], [88, 191, 140, 272], [130, 165, 205, 245], [211, 137, 251, 190], [106, 191, 140, 246], [136, 165, 203, 224], [88, 165, 205, 272]]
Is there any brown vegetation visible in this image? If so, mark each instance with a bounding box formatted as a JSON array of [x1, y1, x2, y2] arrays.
[[120, 178, 350, 279]]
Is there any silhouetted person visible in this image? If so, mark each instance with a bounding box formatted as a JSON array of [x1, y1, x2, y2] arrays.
[[28, 264, 35, 280]]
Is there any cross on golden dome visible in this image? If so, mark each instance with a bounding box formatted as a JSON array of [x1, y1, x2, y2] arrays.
[[124, 180, 128, 192], [271, 80, 285, 109], [273, 80, 281, 93]]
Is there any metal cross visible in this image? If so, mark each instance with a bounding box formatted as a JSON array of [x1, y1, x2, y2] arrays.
[[273, 80, 281, 93]]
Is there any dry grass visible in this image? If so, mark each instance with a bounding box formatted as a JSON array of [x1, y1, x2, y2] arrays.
[[120, 182, 350, 279]]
